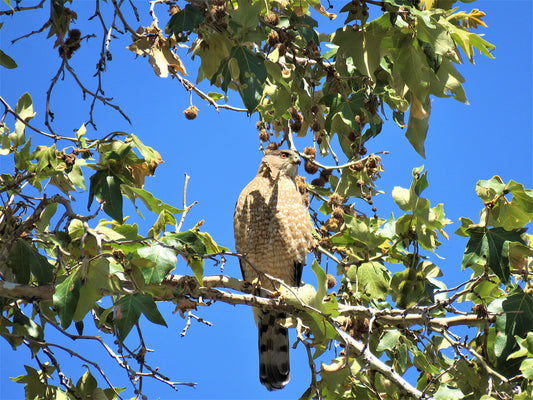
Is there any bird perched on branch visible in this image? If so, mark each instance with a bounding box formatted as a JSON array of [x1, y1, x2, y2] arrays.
[[234, 149, 314, 390]]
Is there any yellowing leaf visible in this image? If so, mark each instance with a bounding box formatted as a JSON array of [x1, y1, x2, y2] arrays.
[[128, 162, 153, 188], [127, 36, 187, 78], [420, 0, 435, 10], [450, 9, 488, 30]]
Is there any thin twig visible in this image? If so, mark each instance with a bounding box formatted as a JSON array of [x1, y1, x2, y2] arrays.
[[1, 0, 46, 16], [176, 173, 198, 232], [0, 95, 78, 143], [170, 70, 248, 113]]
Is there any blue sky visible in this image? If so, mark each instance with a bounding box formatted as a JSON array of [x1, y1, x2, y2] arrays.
[[1, 1, 532, 399]]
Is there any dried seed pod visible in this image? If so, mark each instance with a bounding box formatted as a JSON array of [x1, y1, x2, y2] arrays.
[[311, 122, 321, 132], [267, 30, 280, 46], [366, 157, 377, 169], [289, 120, 301, 133], [264, 12, 280, 26], [325, 217, 340, 231], [266, 142, 279, 151], [258, 129, 270, 142], [328, 193, 344, 208], [183, 105, 199, 120], [304, 160, 319, 175], [327, 274, 337, 289], [311, 177, 327, 187], [303, 147, 316, 159], [332, 207, 344, 221]]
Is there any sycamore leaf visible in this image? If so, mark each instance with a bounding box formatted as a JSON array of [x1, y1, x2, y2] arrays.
[[54, 273, 83, 329], [127, 36, 186, 78], [228, 0, 263, 31], [393, 37, 432, 104], [11, 366, 48, 399], [165, 4, 205, 38], [442, 20, 495, 63], [121, 184, 182, 217], [88, 171, 124, 223], [489, 287, 533, 378], [75, 368, 98, 398], [405, 94, 431, 158], [10, 92, 35, 147], [162, 231, 207, 284], [115, 293, 167, 341], [462, 227, 526, 283], [213, 45, 267, 113], [134, 243, 177, 284], [7, 239, 54, 285], [0, 48, 17, 69]]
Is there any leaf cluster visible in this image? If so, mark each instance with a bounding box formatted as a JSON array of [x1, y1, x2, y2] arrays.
[[1, 1, 532, 400]]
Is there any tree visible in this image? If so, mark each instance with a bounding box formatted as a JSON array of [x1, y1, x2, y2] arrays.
[[1, 0, 532, 399]]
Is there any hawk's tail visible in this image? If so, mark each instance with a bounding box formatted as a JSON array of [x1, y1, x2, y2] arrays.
[[257, 311, 290, 391]]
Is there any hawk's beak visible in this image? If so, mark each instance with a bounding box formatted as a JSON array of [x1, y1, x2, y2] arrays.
[[291, 156, 301, 165]]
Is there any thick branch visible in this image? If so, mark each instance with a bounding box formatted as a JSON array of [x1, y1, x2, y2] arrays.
[[1, 273, 498, 331]]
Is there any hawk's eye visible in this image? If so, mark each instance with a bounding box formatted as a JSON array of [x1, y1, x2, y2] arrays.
[[280, 153, 288, 159]]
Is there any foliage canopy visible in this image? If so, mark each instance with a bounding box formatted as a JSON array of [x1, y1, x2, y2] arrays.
[[0, 0, 531, 399]]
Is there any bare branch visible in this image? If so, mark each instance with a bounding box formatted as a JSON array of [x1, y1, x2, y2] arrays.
[[3, 0, 47, 19], [169, 69, 248, 113], [0, 95, 78, 143]]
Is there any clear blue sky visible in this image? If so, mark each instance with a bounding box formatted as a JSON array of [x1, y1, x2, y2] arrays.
[[1, 1, 532, 399]]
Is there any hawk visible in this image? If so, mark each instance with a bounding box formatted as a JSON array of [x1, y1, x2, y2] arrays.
[[234, 149, 314, 390]]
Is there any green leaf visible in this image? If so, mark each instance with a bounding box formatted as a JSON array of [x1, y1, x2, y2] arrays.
[[442, 20, 495, 63], [165, 4, 205, 37], [11, 365, 47, 399], [214, 46, 267, 113], [462, 227, 526, 283], [319, 357, 352, 397], [347, 261, 390, 300], [6, 239, 54, 285], [492, 179, 533, 229], [134, 243, 177, 284], [393, 36, 432, 103], [392, 186, 411, 211], [434, 384, 464, 399], [75, 367, 98, 398], [228, 0, 263, 31], [232, 46, 267, 113], [476, 176, 506, 203], [332, 26, 384, 79], [196, 231, 229, 253], [88, 170, 124, 223], [10, 92, 35, 147], [376, 330, 401, 352], [68, 159, 87, 190], [163, 230, 207, 254], [489, 287, 533, 377], [431, 58, 467, 103], [12, 308, 44, 344], [73, 258, 119, 321], [311, 260, 328, 307], [163, 231, 207, 284], [35, 203, 58, 233], [405, 94, 431, 158], [0, 48, 17, 69], [53, 273, 83, 329], [115, 293, 167, 341], [121, 184, 182, 216]]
